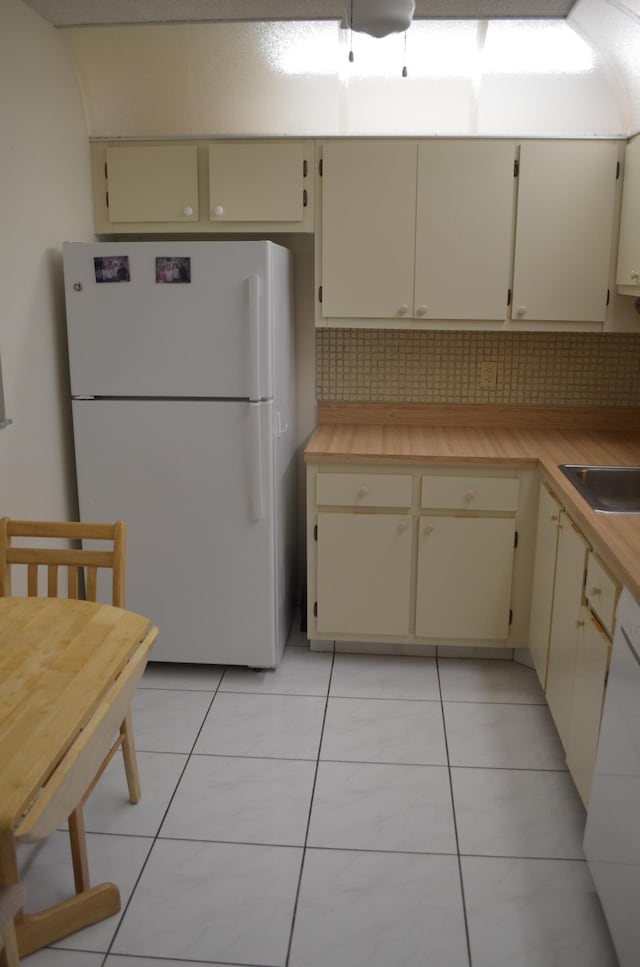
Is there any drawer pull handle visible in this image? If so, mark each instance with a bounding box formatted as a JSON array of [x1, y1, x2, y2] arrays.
[[357, 486, 369, 498], [464, 490, 476, 502]]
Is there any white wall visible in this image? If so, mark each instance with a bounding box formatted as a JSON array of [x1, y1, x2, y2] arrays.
[[0, 0, 93, 519], [63, 10, 637, 139], [571, 0, 640, 135]]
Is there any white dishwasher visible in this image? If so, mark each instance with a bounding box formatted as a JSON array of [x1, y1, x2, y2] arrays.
[[584, 586, 640, 967]]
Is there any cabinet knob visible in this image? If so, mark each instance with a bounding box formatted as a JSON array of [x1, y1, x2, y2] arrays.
[[551, 514, 559, 522], [398, 304, 410, 315], [416, 305, 428, 316], [464, 489, 476, 502], [357, 486, 369, 498], [398, 520, 408, 533], [631, 270, 639, 282], [212, 205, 224, 217], [590, 586, 601, 596], [183, 206, 194, 217], [423, 523, 434, 536], [577, 619, 586, 627], [515, 306, 527, 317]]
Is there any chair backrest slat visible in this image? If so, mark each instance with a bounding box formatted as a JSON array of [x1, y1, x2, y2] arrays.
[[86, 566, 98, 603], [27, 563, 38, 597], [47, 564, 58, 598], [68, 566, 79, 600]]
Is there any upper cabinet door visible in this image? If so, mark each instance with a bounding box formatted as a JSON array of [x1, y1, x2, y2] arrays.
[[616, 134, 640, 294], [106, 145, 199, 223], [414, 141, 516, 320], [511, 141, 618, 323], [208, 142, 305, 223], [321, 141, 417, 319]]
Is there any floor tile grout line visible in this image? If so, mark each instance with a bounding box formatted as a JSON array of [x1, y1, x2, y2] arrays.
[[284, 648, 336, 967], [101, 664, 228, 962], [436, 654, 474, 967]]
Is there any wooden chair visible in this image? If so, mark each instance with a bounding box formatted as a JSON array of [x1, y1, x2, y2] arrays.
[[0, 518, 141, 894], [0, 884, 25, 967]]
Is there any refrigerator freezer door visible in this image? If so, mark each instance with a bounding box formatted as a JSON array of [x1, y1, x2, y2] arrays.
[[63, 241, 275, 400], [71, 398, 278, 666]]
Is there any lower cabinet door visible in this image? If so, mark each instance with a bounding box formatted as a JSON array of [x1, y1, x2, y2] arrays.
[[566, 609, 610, 807], [316, 512, 412, 636], [545, 514, 589, 746], [415, 516, 515, 640], [528, 485, 562, 688]]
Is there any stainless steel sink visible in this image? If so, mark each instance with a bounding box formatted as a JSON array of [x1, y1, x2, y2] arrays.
[[559, 465, 640, 514]]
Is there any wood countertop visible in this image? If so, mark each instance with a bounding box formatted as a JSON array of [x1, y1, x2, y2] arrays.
[[305, 404, 640, 601]]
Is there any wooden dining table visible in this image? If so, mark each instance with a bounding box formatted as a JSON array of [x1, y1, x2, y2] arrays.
[[0, 596, 158, 957]]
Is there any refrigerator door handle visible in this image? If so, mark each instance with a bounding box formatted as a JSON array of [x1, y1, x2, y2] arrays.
[[248, 402, 265, 522], [247, 275, 262, 402]]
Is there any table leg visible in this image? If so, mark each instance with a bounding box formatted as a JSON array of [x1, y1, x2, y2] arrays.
[[1, 826, 121, 958], [15, 882, 121, 957]]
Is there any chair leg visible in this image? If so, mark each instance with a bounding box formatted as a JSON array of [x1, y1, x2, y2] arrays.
[[1, 921, 20, 967], [68, 807, 90, 895], [120, 710, 141, 804]]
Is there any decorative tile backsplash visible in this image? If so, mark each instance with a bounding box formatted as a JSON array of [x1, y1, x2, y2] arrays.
[[316, 331, 640, 407]]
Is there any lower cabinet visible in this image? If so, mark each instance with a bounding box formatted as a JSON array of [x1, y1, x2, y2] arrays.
[[316, 512, 412, 636], [415, 516, 515, 640], [528, 481, 618, 806], [545, 512, 590, 743], [307, 464, 531, 649], [528, 484, 562, 688], [566, 609, 611, 805]]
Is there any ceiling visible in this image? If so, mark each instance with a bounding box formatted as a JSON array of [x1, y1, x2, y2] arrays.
[[22, 0, 578, 27]]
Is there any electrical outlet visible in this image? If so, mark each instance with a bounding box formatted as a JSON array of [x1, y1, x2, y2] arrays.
[[479, 361, 498, 389]]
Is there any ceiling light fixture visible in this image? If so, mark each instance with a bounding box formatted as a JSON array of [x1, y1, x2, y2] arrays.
[[345, 0, 416, 39]]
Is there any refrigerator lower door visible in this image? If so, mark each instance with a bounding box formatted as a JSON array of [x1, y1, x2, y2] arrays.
[[72, 398, 278, 666]]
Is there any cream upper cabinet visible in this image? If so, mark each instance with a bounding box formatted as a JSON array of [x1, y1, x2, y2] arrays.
[[511, 140, 618, 323], [92, 140, 314, 234], [414, 140, 516, 320], [528, 484, 562, 688], [320, 140, 417, 319], [208, 142, 306, 224], [616, 134, 640, 296], [105, 144, 199, 224], [319, 139, 515, 324]]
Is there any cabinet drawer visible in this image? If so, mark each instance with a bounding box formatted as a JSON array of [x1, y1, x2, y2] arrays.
[[421, 475, 519, 511], [585, 554, 619, 637], [316, 474, 412, 508]]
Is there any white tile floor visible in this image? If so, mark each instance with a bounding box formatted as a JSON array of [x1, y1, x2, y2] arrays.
[[19, 624, 620, 967]]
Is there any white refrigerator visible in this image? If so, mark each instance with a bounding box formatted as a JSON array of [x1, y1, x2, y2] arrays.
[[63, 240, 297, 667]]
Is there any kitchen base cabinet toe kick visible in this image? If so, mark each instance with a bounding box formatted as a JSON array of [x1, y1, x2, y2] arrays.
[[306, 464, 537, 654]]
